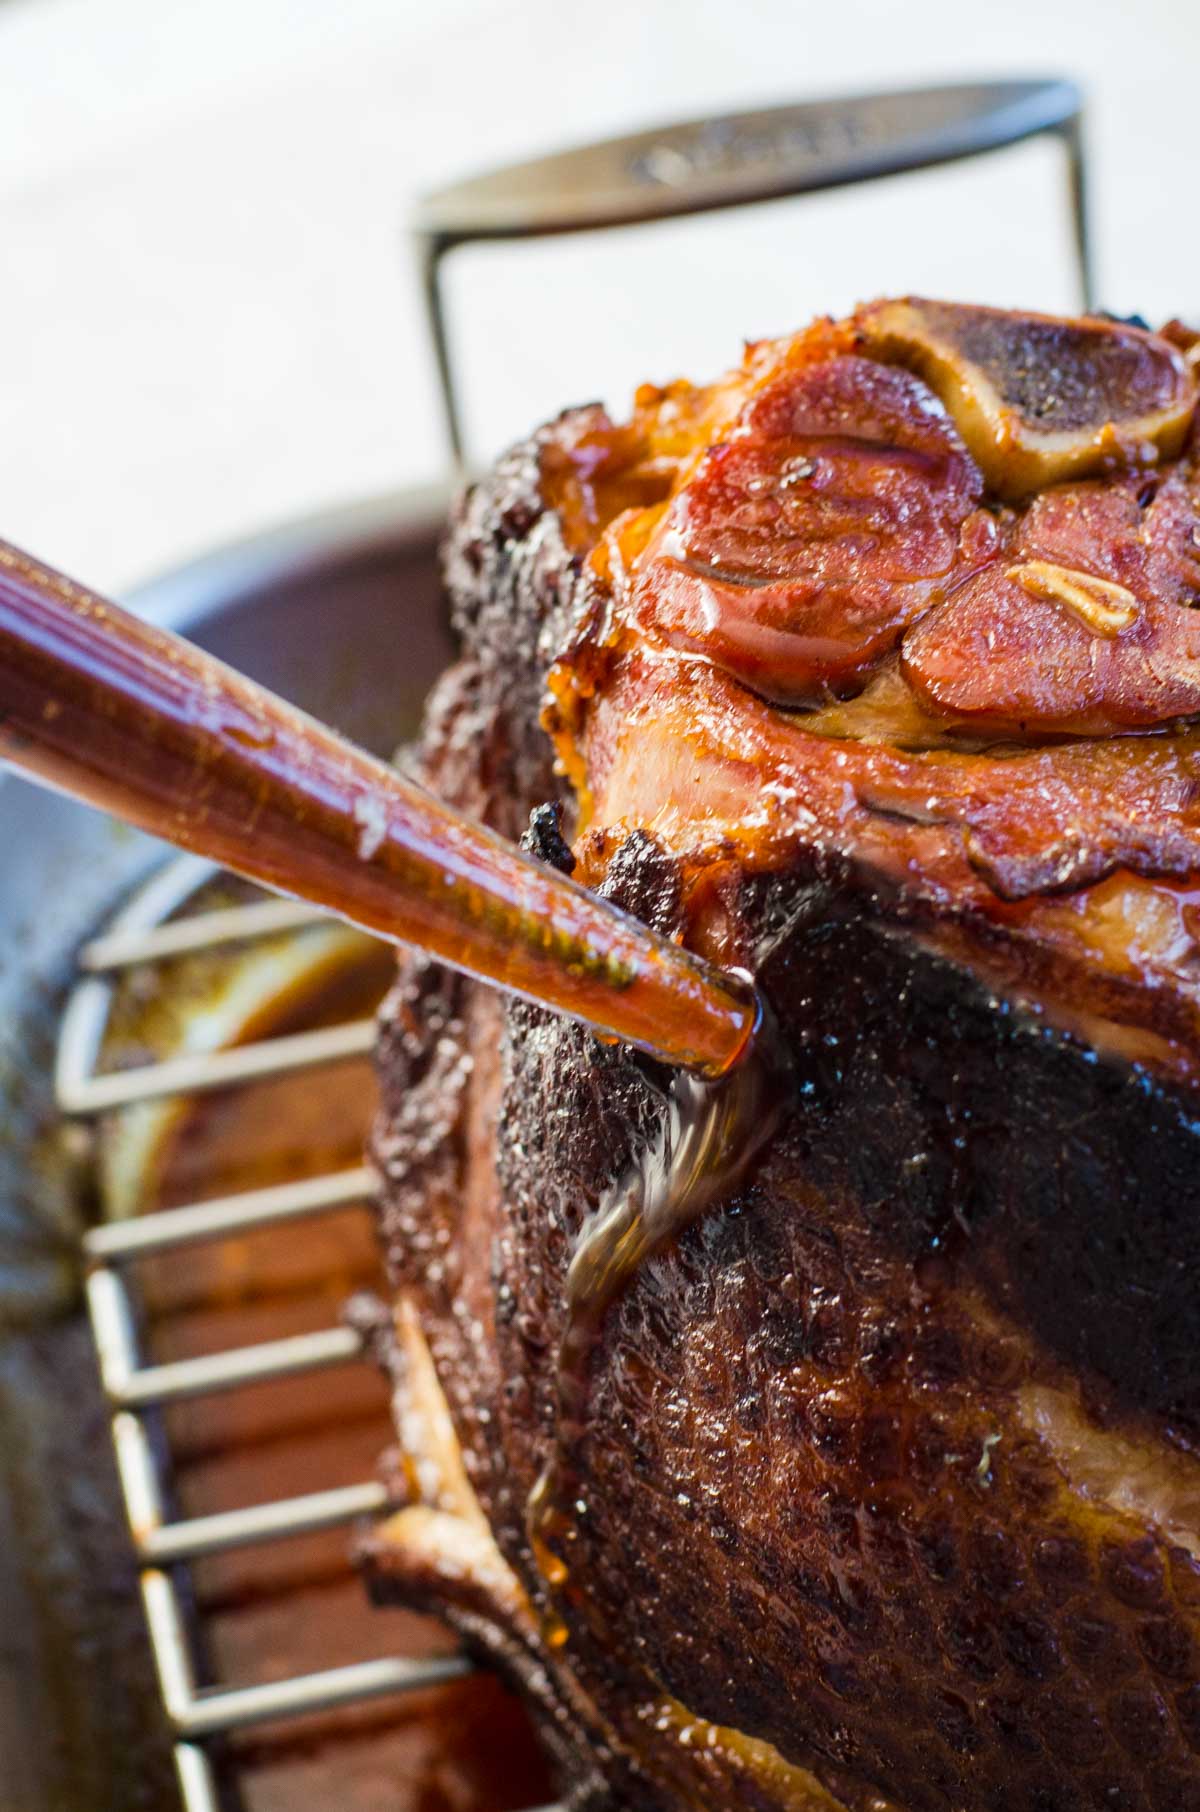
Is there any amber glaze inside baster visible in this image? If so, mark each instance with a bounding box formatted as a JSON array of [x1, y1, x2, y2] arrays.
[[0, 538, 760, 1080]]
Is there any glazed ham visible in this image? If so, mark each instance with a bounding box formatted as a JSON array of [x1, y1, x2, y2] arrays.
[[628, 353, 985, 700], [364, 303, 1200, 1812]]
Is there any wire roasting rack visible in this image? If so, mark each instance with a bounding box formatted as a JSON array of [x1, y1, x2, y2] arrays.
[[63, 852, 561, 1812]]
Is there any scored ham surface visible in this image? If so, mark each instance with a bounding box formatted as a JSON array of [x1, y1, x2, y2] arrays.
[[364, 302, 1200, 1812]]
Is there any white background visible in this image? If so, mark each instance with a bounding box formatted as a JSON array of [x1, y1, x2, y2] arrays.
[[1, 0, 1196, 592]]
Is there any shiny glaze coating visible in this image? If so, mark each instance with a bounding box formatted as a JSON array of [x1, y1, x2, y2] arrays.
[[631, 355, 982, 700]]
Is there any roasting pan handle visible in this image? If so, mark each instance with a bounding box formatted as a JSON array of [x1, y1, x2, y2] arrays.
[[412, 76, 1092, 466]]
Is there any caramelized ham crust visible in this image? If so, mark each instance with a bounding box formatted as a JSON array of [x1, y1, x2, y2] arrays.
[[630, 354, 984, 700], [367, 303, 1200, 1812]]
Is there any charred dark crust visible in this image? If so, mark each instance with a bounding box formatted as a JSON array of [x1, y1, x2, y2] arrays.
[[495, 830, 1200, 1443], [490, 852, 1200, 1807], [437, 414, 595, 840], [522, 800, 578, 873], [764, 900, 1200, 1434]]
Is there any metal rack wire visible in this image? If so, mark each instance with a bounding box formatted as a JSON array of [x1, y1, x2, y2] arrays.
[[61, 853, 559, 1812]]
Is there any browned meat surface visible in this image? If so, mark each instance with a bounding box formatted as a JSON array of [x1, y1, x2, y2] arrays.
[[630, 352, 983, 700], [903, 466, 1200, 732], [365, 303, 1200, 1812]]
